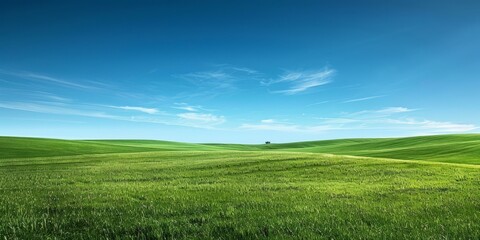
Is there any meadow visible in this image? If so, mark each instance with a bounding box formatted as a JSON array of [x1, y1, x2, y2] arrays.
[[1, 134, 480, 239]]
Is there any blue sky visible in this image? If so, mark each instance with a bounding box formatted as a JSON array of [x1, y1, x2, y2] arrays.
[[1, 0, 479, 143]]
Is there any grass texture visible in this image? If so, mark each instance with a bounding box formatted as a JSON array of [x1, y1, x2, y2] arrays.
[[1, 134, 480, 239]]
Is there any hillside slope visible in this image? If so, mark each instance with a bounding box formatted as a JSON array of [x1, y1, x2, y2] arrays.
[[251, 134, 480, 164], [1, 150, 480, 239], [0, 137, 214, 159], [1, 134, 480, 164]]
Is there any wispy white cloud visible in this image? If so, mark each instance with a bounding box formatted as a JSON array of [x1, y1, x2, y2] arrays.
[[336, 107, 476, 133], [240, 123, 301, 132], [264, 68, 335, 95], [260, 119, 275, 124], [0, 101, 226, 130], [209, 64, 259, 74], [240, 104, 476, 135], [174, 65, 261, 99], [348, 107, 417, 117], [0, 101, 113, 118], [0, 70, 95, 89], [174, 105, 197, 112], [307, 101, 330, 106], [241, 117, 477, 134], [240, 119, 338, 133], [0, 116, 86, 124], [376, 107, 416, 114], [110, 106, 159, 114], [227, 66, 258, 74], [240, 123, 339, 133], [176, 67, 254, 90], [343, 95, 385, 103], [182, 70, 233, 82], [2, 98, 476, 135], [384, 119, 477, 133], [317, 117, 358, 124], [42, 94, 71, 102], [177, 112, 225, 125], [172, 103, 212, 112], [0, 88, 71, 102], [176, 66, 334, 97]]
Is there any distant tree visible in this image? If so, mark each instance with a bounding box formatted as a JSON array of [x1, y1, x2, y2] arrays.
[[265, 141, 271, 144]]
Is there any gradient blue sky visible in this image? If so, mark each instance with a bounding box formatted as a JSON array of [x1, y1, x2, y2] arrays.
[[1, 0, 479, 143]]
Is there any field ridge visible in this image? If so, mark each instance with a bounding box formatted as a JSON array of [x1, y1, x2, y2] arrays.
[[2, 134, 480, 164]]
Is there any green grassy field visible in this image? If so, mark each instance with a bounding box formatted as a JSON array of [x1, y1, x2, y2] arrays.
[[3, 134, 480, 164], [209, 134, 480, 164], [1, 134, 480, 239]]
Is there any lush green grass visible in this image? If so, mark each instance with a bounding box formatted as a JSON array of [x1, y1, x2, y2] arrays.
[[1, 134, 480, 239], [92, 134, 480, 164], [250, 134, 480, 164], [0, 137, 152, 159], [3, 134, 480, 164], [2, 151, 480, 239], [0, 137, 216, 159]]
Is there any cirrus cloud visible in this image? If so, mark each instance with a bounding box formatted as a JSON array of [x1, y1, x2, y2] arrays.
[[110, 106, 159, 114], [177, 112, 225, 125], [263, 68, 335, 95]]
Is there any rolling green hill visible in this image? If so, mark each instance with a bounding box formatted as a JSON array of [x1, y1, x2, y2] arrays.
[[91, 134, 480, 164], [1, 134, 480, 238], [0, 137, 216, 159], [2, 134, 480, 164], [1, 150, 480, 239], [249, 134, 480, 164]]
